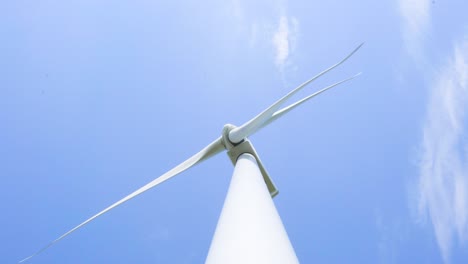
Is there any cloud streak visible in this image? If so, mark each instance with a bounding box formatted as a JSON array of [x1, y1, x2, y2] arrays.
[[272, 16, 299, 72], [398, 0, 431, 60], [228, 1, 299, 73], [417, 38, 468, 263]]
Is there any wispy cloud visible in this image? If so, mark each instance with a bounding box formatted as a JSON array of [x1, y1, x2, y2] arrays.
[[416, 38, 468, 263], [272, 16, 299, 72], [228, 1, 299, 74], [398, 0, 431, 60]]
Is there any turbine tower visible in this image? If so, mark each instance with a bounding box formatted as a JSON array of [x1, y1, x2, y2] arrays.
[[19, 43, 363, 263]]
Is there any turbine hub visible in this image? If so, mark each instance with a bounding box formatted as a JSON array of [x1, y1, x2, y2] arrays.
[[222, 124, 242, 150]]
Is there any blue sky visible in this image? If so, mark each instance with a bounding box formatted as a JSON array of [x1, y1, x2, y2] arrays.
[[1, 0, 468, 263]]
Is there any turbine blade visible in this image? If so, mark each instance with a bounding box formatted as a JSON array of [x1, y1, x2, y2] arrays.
[[257, 73, 361, 131], [19, 137, 225, 263], [228, 42, 364, 144]]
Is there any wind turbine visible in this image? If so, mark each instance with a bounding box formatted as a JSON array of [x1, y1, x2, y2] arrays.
[[19, 43, 363, 263]]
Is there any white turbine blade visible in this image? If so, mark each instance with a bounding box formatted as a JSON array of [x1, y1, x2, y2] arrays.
[[256, 73, 361, 131], [19, 137, 224, 264], [228, 43, 364, 144]]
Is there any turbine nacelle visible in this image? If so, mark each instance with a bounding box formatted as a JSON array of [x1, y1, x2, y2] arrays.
[[221, 123, 277, 197]]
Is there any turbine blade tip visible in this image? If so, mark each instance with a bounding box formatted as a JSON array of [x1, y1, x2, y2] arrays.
[[354, 42, 364, 52]]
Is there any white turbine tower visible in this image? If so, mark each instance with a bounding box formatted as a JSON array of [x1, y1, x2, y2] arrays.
[[19, 43, 363, 263]]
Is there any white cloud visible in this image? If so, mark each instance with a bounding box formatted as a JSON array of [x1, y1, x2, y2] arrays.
[[416, 38, 468, 263], [398, 0, 431, 60], [272, 16, 299, 71], [228, 1, 299, 73]]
